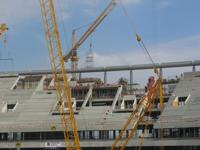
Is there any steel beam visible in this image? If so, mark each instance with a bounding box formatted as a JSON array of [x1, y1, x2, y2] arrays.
[[5, 60, 200, 76]]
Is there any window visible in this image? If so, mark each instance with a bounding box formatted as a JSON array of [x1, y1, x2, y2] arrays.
[[14, 132, 21, 141], [189, 128, 195, 137], [172, 94, 190, 107], [100, 130, 109, 140], [15, 76, 42, 90], [154, 129, 158, 138], [137, 129, 143, 138], [24, 132, 40, 140], [198, 128, 200, 137], [7, 104, 16, 111], [185, 128, 190, 137], [0, 133, 8, 141], [172, 128, 179, 137], [7, 132, 13, 141], [179, 128, 184, 137], [85, 131, 90, 140], [108, 130, 114, 139], [79, 131, 84, 140], [92, 131, 99, 139], [2, 103, 18, 113], [178, 97, 187, 106], [115, 130, 119, 139]]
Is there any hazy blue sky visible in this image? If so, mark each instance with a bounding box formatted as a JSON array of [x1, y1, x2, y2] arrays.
[[0, 0, 200, 83]]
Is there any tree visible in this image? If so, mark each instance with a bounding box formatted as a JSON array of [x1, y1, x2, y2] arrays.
[[118, 77, 128, 93]]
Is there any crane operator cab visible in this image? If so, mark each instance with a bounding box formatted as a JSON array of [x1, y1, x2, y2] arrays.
[[145, 76, 155, 100]]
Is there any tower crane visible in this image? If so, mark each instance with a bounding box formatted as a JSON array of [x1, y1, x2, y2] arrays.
[[63, 0, 117, 80], [110, 74, 163, 150], [39, 0, 80, 150]]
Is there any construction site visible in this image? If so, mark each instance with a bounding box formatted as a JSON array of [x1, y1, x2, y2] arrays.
[[0, 0, 200, 150]]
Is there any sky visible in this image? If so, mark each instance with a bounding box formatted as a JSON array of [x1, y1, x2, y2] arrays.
[[0, 0, 200, 83]]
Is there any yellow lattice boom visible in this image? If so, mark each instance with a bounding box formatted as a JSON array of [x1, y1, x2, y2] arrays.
[[39, 0, 81, 150], [110, 78, 162, 150]]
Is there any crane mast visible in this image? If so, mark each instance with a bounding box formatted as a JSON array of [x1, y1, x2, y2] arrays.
[[64, 0, 116, 64], [71, 30, 78, 80], [110, 77, 162, 150], [39, 0, 81, 150]]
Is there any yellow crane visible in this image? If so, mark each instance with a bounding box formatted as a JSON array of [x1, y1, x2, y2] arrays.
[[110, 73, 163, 150], [39, 0, 80, 150], [63, 0, 117, 80], [39, 1, 164, 150]]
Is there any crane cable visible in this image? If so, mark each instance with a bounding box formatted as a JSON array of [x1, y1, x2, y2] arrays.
[[57, 0, 70, 50], [118, 0, 157, 73], [73, 22, 93, 32], [118, 1, 163, 149]]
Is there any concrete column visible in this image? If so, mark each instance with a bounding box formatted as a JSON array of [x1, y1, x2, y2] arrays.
[[130, 70, 133, 85], [79, 73, 82, 80], [159, 68, 163, 78], [130, 70, 133, 93], [104, 71, 107, 84], [192, 65, 196, 72]]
